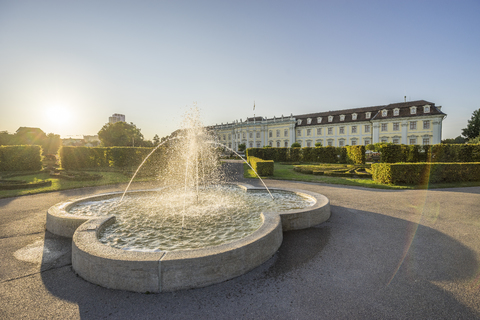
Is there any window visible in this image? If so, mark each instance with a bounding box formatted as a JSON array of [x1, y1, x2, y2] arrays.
[[366, 112, 371, 119], [410, 106, 417, 114], [276, 130, 280, 137], [284, 141, 288, 147], [352, 113, 357, 120], [327, 140, 333, 146], [269, 131, 272, 138], [424, 105, 430, 113], [339, 140, 344, 147], [228, 134, 231, 140], [339, 127, 345, 134], [269, 141, 273, 147], [423, 120, 430, 129], [410, 121, 417, 130], [351, 140, 357, 146], [381, 123, 388, 131], [364, 139, 370, 145], [382, 110, 388, 117], [381, 138, 388, 143], [297, 129, 301, 136], [393, 138, 399, 144], [249, 142, 253, 148], [393, 122, 400, 131], [256, 142, 260, 148], [328, 116, 333, 122], [307, 141, 312, 147], [243, 132, 246, 139], [340, 115, 345, 121], [423, 137, 430, 145], [317, 128, 322, 135], [223, 135, 226, 140], [297, 120, 302, 125], [393, 108, 399, 116], [276, 141, 280, 147], [328, 127, 333, 135], [365, 125, 370, 133], [284, 129, 288, 137], [228, 143, 232, 148], [256, 132, 260, 138], [307, 129, 312, 136], [317, 117, 322, 123], [249, 132, 253, 138], [409, 138, 416, 145], [351, 126, 357, 134], [307, 118, 312, 124]]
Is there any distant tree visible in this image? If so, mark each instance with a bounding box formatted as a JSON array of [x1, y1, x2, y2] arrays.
[[0, 131, 14, 145], [153, 134, 160, 146], [43, 133, 61, 154], [462, 109, 480, 140], [442, 135, 466, 144], [98, 122, 144, 147], [238, 143, 246, 152], [291, 142, 301, 148], [315, 142, 322, 147]]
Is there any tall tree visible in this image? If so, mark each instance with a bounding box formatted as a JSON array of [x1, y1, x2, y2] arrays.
[[462, 109, 480, 140], [98, 122, 144, 147]]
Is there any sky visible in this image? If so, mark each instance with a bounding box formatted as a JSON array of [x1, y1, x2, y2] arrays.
[[0, 0, 479, 140]]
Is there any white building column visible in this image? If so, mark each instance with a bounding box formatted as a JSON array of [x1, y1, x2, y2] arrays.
[[401, 122, 408, 145], [290, 123, 295, 145], [372, 123, 380, 144], [432, 119, 442, 144]]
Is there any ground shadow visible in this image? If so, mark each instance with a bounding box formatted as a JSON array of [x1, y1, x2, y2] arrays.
[[37, 204, 480, 319]]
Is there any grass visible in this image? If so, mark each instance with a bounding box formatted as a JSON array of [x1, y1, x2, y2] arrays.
[[0, 171, 155, 198], [244, 163, 480, 190]]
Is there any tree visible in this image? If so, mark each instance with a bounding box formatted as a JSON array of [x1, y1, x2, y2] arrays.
[[238, 143, 246, 152], [315, 142, 322, 147], [153, 134, 160, 146], [98, 122, 144, 147], [468, 135, 480, 144], [291, 142, 301, 148], [462, 109, 480, 140], [442, 135, 466, 144]]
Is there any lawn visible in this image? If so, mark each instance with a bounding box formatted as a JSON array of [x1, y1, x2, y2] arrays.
[[0, 170, 155, 198], [244, 163, 480, 190]]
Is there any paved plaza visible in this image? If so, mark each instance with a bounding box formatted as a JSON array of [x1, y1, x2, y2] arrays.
[[1, 164, 480, 319]]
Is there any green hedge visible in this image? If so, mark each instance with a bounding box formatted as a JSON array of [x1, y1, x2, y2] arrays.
[[246, 146, 365, 164], [60, 146, 165, 173], [372, 162, 480, 185], [376, 143, 480, 163], [247, 155, 274, 176], [0, 145, 42, 172]]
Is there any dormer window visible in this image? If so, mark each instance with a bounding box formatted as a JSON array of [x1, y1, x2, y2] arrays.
[[307, 118, 312, 124], [423, 105, 430, 113], [340, 115, 345, 121], [352, 113, 357, 120], [393, 108, 399, 116], [410, 106, 417, 114], [366, 112, 371, 119], [317, 117, 322, 123], [382, 109, 388, 117], [297, 119, 302, 125], [328, 116, 333, 122]]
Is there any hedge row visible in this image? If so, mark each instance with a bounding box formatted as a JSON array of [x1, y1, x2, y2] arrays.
[[59, 146, 166, 172], [246, 146, 365, 164], [247, 156, 274, 176], [371, 162, 480, 185], [0, 145, 42, 172], [377, 144, 480, 163]]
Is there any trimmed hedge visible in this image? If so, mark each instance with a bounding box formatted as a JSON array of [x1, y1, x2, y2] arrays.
[[247, 156, 274, 176], [376, 143, 480, 163], [372, 162, 480, 185], [246, 146, 365, 164], [0, 145, 42, 172], [60, 146, 166, 173]]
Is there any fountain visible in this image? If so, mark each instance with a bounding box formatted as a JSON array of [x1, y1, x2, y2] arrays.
[[46, 107, 330, 292]]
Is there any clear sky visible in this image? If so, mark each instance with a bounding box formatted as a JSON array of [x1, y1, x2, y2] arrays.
[[1, 0, 479, 140]]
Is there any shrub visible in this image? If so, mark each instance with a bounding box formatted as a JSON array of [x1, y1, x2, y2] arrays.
[[346, 145, 366, 164], [248, 156, 274, 176], [0, 145, 42, 172]]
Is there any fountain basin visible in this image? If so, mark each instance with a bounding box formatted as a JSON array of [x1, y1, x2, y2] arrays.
[[46, 183, 330, 292]]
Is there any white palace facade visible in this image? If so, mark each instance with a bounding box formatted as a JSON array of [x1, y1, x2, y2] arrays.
[[210, 100, 446, 151]]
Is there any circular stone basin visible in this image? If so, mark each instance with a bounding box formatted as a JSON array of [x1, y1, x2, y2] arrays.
[[67, 185, 314, 252], [46, 183, 330, 293]]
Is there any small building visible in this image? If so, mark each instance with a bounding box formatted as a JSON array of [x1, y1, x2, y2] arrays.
[[109, 113, 125, 124]]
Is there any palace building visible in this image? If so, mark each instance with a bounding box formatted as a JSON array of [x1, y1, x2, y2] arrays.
[[210, 100, 446, 151]]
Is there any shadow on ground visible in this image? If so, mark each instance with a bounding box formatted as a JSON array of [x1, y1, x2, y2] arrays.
[[34, 204, 480, 319]]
